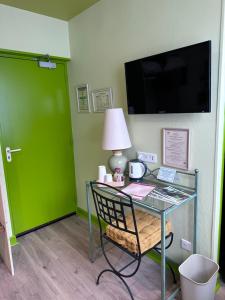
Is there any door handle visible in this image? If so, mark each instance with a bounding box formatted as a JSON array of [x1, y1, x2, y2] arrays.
[[6, 147, 22, 162]]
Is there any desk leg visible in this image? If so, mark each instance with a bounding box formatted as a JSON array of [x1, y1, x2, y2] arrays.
[[161, 211, 166, 300], [193, 169, 198, 254], [86, 182, 94, 262], [193, 195, 197, 254]]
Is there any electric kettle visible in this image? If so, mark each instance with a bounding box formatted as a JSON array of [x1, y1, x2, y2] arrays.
[[129, 159, 147, 181]]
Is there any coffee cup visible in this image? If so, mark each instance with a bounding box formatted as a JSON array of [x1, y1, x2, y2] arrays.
[[98, 165, 106, 182], [104, 173, 113, 183]]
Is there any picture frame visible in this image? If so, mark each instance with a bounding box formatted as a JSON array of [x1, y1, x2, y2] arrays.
[[162, 128, 190, 170], [91, 88, 113, 112], [75, 84, 91, 113]]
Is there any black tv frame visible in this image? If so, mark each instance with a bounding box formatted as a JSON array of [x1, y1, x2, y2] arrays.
[[124, 41, 211, 114]]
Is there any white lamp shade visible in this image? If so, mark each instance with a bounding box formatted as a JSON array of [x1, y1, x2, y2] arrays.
[[102, 108, 132, 150]]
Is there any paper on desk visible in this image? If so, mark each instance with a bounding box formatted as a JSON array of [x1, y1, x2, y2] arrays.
[[150, 186, 189, 205], [121, 183, 155, 200]]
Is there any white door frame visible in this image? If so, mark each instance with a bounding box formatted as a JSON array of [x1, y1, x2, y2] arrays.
[[211, 0, 225, 261], [0, 145, 14, 275]]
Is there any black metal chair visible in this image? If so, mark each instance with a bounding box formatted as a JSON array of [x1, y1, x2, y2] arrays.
[[90, 181, 176, 300]]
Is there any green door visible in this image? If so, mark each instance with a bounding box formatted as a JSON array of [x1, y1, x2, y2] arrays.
[[0, 55, 76, 235]]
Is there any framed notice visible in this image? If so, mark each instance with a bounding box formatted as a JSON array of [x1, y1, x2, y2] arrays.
[[76, 84, 91, 112], [92, 88, 113, 112], [162, 128, 190, 170]]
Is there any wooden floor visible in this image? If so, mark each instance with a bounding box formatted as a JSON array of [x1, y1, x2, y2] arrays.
[[0, 215, 224, 300]]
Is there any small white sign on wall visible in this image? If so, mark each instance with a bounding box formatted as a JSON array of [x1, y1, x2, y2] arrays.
[[91, 88, 113, 112], [75, 84, 91, 113]]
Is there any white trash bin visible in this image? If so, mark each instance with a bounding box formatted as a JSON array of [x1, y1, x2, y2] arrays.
[[179, 254, 219, 300]]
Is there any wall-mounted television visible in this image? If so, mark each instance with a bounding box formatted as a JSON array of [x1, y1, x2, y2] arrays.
[[124, 41, 211, 114]]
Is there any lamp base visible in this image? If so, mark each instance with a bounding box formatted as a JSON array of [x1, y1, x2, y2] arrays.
[[108, 150, 128, 174]]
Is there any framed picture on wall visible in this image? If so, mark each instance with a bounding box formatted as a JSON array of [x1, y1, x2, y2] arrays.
[[75, 84, 91, 112], [162, 128, 190, 170], [91, 88, 113, 112]]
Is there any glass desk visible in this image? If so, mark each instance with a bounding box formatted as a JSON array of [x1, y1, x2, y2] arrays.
[[86, 169, 198, 300]]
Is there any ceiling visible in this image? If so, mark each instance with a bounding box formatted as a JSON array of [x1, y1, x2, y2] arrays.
[[0, 0, 100, 20]]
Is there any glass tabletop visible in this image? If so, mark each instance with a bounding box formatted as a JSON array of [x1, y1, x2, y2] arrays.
[[95, 177, 196, 214]]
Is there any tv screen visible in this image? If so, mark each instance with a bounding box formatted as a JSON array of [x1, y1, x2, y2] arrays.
[[125, 41, 211, 114]]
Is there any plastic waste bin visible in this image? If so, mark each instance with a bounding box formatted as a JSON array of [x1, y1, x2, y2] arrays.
[[179, 254, 219, 300]]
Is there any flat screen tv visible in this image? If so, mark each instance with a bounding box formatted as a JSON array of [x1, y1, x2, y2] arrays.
[[124, 41, 211, 114]]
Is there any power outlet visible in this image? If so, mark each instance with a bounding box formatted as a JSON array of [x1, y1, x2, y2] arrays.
[[137, 151, 157, 163], [181, 238, 192, 252]]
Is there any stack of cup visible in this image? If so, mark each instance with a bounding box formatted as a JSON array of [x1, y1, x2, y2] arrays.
[[98, 165, 113, 183]]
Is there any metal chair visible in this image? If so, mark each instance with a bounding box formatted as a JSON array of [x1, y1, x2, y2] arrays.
[[90, 181, 176, 300]]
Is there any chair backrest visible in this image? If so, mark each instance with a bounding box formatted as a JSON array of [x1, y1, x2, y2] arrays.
[[90, 182, 138, 236]]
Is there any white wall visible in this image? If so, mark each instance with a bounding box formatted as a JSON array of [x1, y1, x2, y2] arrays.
[[68, 0, 222, 262], [0, 4, 70, 58]]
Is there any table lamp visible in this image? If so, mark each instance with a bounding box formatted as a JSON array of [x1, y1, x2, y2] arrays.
[[102, 108, 131, 174]]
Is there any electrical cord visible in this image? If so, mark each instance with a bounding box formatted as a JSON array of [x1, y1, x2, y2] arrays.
[[144, 167, 159, 179]]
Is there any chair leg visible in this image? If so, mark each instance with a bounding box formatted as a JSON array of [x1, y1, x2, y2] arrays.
[[96, 269, 134, 300], [101, 241, 141, 278], [96, 269, 111, 285], [167, 262, 177, 284]]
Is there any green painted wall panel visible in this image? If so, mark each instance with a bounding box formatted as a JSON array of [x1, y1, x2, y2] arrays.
[[0, 55, 76, 235]]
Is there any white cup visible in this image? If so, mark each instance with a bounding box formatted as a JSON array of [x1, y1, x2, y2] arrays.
[[98, 165, 106, 182], [104, 173, 113, 183]]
